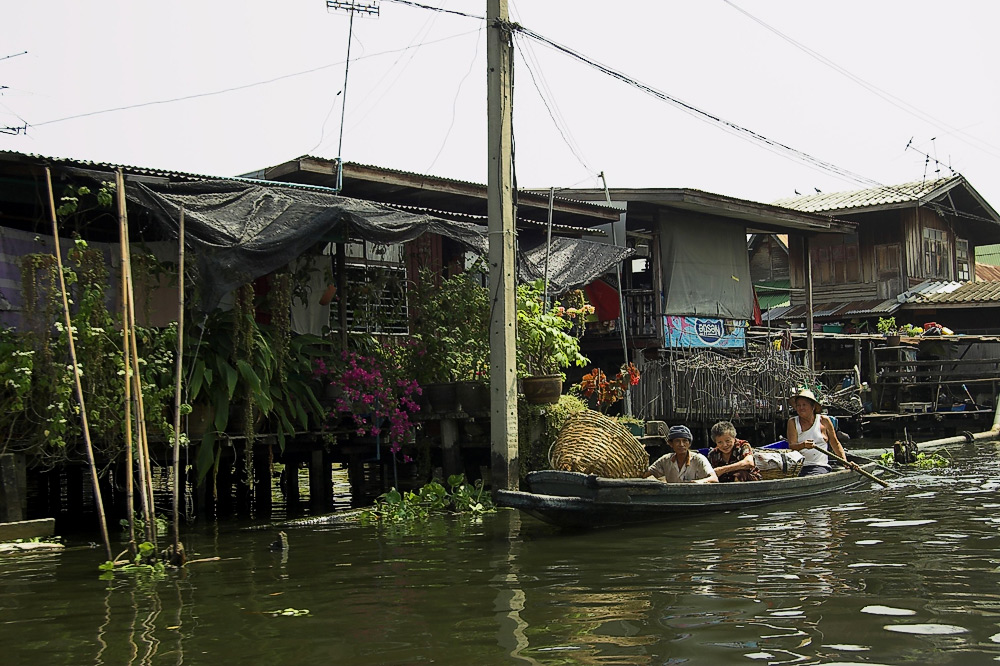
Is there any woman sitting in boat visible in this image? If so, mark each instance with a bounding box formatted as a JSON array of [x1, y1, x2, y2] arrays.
[[786, 388, 855, 476], [707, 420, 762, 482], [645, 425, 718, 483]]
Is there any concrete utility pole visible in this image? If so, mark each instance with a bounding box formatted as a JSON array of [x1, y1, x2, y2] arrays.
[[487, 0, 518, 491]]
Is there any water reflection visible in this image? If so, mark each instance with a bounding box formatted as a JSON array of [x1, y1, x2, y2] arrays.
[[5, 443, 1000, 664]]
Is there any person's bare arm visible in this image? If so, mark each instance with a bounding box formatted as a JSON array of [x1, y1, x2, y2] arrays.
[[712, 452, 755, 477], [822, 416, 857, 468]]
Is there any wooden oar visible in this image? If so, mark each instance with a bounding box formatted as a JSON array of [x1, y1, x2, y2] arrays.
[[816, 446, 890, 488]]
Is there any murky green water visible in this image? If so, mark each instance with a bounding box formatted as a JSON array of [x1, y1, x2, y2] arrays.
[[3, 442, 1000, 665]]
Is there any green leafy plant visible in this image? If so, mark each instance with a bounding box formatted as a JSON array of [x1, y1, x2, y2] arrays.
[[408, 267, 490, 383], [98, 541, 165, 582], [876, 316, 898, 336], [515, 280, 589, 379], [185, 305, 327, 479], [517, 394, 587, 479], [2, 240, 177, 466], [878, 450, 950, 468], [360, 474, 494, 524]]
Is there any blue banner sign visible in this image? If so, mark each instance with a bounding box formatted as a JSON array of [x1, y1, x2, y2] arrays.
[[664, 316, 745, 349]]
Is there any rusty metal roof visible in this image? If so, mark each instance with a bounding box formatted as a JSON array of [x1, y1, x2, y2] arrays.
[[772, 177, 960, 213], [976, 263, 1000, 281]]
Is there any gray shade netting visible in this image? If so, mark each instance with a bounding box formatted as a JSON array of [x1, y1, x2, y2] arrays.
[[658, 213, 753, 319], [127, 179, 633, 310]]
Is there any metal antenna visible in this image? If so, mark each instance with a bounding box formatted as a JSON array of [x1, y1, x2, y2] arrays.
[[326, 1, 380, 192]]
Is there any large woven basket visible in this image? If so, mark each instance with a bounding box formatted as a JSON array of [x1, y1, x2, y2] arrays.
[[757, 450, 804, 480], [549, 409, 649, 478]]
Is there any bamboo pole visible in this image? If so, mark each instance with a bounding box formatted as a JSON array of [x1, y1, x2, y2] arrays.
[[126, 223, 158, 548], [116, 170, 138, 558], [171, 208, 185, 563], [116, 170, 156, 547], [44, 167, 112, 562]]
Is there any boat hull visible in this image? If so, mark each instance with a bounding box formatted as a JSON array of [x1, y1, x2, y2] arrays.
[[495, 462, 882, 528]]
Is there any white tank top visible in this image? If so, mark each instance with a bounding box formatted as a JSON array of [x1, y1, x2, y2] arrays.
[[795, 415, 829, 467]]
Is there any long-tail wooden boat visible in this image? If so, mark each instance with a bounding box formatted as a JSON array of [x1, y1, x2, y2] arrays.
[[495, 457, 883, 528]]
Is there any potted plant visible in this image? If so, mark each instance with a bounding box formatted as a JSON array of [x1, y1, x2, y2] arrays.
[[516, 280, 589, 404], [876, 316, 901, 346], [408, 267, 490, 413], [576, 363, 641, 416]]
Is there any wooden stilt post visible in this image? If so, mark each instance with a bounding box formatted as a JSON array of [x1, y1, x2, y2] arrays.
[[44, 167, 112, 562]]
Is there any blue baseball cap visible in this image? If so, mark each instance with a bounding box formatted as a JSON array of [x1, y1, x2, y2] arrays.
[[667, 425, 693, 441]]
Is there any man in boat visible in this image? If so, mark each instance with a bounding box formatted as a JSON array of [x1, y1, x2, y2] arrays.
[[645, 425, 718, 483], [786, 388, 856, 476]]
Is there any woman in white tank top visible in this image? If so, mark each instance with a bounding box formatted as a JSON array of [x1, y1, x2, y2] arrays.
[[786, 388, 852, 476]]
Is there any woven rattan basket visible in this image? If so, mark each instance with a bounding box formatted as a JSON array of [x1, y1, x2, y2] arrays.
[[757, 450, 804, 480], [549, 409, 649, 478]]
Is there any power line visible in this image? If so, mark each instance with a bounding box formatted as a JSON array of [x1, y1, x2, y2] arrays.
[[512, 22, 885, 189], [381, 0, 482, 20], [722, 0, 1000, 161], [29, 29, 480, 129], [513, 35, 595, 175], [509, 22, 999, 226]]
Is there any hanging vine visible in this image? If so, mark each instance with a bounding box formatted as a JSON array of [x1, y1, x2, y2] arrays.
[[270, 272, 292, 385]]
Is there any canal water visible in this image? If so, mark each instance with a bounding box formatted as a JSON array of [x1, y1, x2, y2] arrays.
[[3, 441, 1000, 665]]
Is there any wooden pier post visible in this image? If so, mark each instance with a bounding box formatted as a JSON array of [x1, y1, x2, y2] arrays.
[[0, 454, 26, 522], [309, 449, 326, 510], [254, 445, 272, 520], [281, 454, 301, 513], [441, 418, 462, 479]]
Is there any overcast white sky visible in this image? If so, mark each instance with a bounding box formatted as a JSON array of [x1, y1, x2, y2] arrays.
[[2, 1, 999, 210]]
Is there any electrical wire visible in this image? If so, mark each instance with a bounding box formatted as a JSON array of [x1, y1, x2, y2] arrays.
[[29, 29, 482, 129], [510, 22, 1000, 226], [335, 1, 450, 146], [381, 0, 483, 20], [722, 0, 1000, 162], [426, 25, 484, 172], [512, 32, 596, 176]]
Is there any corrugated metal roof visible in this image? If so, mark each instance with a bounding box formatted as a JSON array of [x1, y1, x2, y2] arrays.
[[977, 264, 1000, 281], [901, 279, 1000, 305], [762, 297, 902, 322], [772, 177, 959, 213], [0, 150, 216, 182]]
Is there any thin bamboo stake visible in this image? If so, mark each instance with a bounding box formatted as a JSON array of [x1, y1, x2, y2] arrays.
[[44, 167, 112, 562], [119, 188, 158, 548], [116, 174, 153, 545], [171, 208, 185, 562], [116, 169, 138, 558]]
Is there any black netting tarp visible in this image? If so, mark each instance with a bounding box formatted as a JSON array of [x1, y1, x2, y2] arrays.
[[518, 236, 634, 294], [127, 179, 631, 310]]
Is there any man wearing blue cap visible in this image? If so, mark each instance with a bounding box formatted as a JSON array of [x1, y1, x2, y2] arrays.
[[646, 425, 718, 483]]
